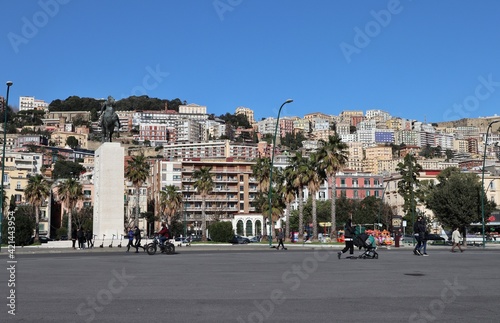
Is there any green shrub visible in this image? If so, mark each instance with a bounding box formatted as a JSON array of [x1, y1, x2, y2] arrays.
[[208, 221, 234, 242]]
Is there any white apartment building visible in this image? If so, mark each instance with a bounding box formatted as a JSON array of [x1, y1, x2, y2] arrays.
[[19, 96, 49, 111], [179, 103, 207, 115], [366, 109, 391, 121], [257, 117, 278, 135], [357, 119, 377, 131], [357, 130, 375, 144], [160, 140, 259, 160], [336, 122, 351, 136]]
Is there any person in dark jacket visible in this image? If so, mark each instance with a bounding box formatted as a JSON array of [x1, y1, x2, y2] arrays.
[[276, 228, 286, 250], [157, 223, 169, 246], [71, 227, 77, 249], [338, 219, 355, 259], [413, 216, 426, 256], [133, 226, 141, 253], [86, 229, 93, 249], [77, 227, 85, 249]]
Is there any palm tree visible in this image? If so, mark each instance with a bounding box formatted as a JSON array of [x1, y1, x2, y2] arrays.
[[252, 157, 271, 237], [280, 167, 297, 241], [159, 185, 183, 226], [304, 153, 325, 241], [24, 174, 51, 243], [57, 178, 83, 236], [125, 154, 150, 227], [317, 134, 348, 238], [287, 151, 308, 239], [192, 166, 213, 241]]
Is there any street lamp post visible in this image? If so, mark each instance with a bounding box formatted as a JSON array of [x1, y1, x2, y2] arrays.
[[268, 99, 293, 248], [481, 120, 500, 248], [0, 81, 13, 251]]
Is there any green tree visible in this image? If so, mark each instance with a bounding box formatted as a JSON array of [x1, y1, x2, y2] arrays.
[[57, 178, 83, 235], [208, 221, 234, 242], [304, 153, 325, 240], [317, 134, 348, 236], [192, 166, 213, 241], [159, 185, 183, 226], [125, 154, 150, 226], [24, 174, 51, 243], [66, 136, 79, 149], [1, 205, 35, 245], [396, 154, 423, 223], [52, 160, 85, 180], [287, 152, 309, 239], [426, 170, 496, 237]]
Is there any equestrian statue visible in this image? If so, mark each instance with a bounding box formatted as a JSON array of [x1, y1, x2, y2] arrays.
[[99, 96, 121, 143]]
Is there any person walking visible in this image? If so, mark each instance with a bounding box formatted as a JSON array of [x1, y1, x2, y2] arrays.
[[276, 228, 286, 250], [86, 229, 94, 249], [126, 228, 134, 252], [133, 226, 142, 253], [413, 216, 426, 256], [421, 218, 429, 256], [338, 219, 355, 259], [451, 227, 464, 253], [71, 227, 77, 250]]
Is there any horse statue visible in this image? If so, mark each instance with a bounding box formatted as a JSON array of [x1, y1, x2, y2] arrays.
[[99, 96, 121, 143]]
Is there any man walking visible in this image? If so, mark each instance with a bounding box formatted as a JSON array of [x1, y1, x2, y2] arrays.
[[277, 228, 286, 250], [413, 216, 426, 256], [451, 227, 464, 253], [338, 219, 355, 259]]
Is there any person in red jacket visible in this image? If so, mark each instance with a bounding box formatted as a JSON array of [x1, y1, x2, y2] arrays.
[[158, 223, 170, 246]]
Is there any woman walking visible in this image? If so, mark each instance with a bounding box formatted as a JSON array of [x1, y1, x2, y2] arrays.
[[451, 227, 464, 253]]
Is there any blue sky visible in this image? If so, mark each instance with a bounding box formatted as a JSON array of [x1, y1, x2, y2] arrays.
[[2, 0, 500, 123]]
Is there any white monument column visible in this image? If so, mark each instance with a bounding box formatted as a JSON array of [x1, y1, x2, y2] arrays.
[[93, 142, 124, 243]]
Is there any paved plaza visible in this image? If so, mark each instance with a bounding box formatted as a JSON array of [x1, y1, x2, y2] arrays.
[[1, 244, 500, 322]]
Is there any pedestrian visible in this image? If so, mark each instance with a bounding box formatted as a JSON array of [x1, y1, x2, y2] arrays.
[[276, 228, 286, 250], [451, 227, 464, 253], [126, 227, 134, 252], [71, 226, 77, 249], [413, 216, 426, 256], [77, 227, 85, 250], [86, 229, 94, 249], [338, 219, 355, 259], [133, 226, 142, 253]]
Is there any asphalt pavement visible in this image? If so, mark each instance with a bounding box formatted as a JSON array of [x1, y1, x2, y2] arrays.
[[1, 243, 500, 323]]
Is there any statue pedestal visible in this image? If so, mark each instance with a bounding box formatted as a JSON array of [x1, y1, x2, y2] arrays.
[[93, 143, 124, 240]]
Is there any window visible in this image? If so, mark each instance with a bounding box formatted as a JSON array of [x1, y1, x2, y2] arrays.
[[352, 179, 358, 187], [366, 190, 370, 197], [364, 179, 370, 186], [239, 193, 244, 200], [340, 179, 345, 186], [375, 191, 379, 198], [16, 181, 21, 190], [353, 190, 358, 198]]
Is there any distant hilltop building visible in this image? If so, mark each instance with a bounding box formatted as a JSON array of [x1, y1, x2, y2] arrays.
[[235, 106, 255, 124], [19, 96, 49, 111]]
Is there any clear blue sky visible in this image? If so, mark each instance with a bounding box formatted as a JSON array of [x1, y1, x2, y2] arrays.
[[2, 0, 500, 123]]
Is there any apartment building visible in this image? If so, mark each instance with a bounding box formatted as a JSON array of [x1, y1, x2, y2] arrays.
[[335, 171, 384, 199], [160, 140, 260, 160], [235, 106, 255, 125], [19, 96, 49, 111]]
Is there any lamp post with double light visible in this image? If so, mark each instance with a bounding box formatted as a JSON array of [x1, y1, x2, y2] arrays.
[[481, 120, 500, 248], [268, 99, 293, 248], [0, 81, 13, 251]]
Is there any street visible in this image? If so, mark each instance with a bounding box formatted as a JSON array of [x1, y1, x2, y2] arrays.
[[2, 245, 500, 322]]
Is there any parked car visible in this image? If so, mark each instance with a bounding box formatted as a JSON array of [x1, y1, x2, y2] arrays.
[[39, 236, 54, 243], [229, 235, 250, 244], [170, 237, 190, 247], [248, 236, 260, 243]]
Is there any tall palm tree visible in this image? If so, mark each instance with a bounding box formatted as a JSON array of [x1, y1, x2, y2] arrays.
[[192, 166, 213, 241], [159, 185, 183, 226], [304, 153, 325, 241], [317, 134, 348, 238], [278, 168, 296, 240], [24, 174, 51, 243], [252, 157, 271, 237], [125, 154, 150, 227], [57, 178, 83, 236], [288, 151, 308, 239]]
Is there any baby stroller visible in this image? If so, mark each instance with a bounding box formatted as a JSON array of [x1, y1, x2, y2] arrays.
[[354, 233, 379, 259]]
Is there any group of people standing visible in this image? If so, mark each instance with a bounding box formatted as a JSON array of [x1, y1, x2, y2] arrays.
[[126, 226, 142, 253], [71, 227, 93, 250]]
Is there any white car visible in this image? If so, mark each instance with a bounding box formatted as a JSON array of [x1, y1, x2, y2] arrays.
[[169, 237, 190, 247]]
